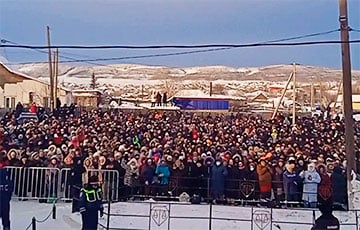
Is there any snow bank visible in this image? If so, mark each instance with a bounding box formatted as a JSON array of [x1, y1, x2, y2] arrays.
[[10, 200, 360, 230]]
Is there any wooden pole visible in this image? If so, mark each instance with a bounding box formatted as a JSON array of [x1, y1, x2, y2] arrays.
[[271, 72, 293, 119], [333, 80, 342, 110], [210, 82, 213, 96], [292, 63, 296, 126], [52, 50, 57, 108], [141, 84, 144, 99], [310, 82, 314, 111], [339, 0, 355, 210], [55, 49, 59, 108], [47, 26, 54, 111]]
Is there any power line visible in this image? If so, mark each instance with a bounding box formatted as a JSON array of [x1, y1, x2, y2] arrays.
[[0, 28, 356, 66], [9, 47, 230, 64], [260, 29, 340, 43], [3, 40, 360, 65], [0, 29, 343, 63], [0, 38, 108, 66], [1, 39, 358, 50]]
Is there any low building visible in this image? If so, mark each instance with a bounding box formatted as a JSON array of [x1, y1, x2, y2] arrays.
[[334, 94, 360, 111], [72, 89, 103, 107], [246, 92, 269, 103], [0, 62, 71, 109]]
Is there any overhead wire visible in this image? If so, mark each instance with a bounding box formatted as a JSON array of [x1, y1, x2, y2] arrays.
[[0, 38, 109, 66], [0, 28, 358, 66], [1, 39, 359, 50]]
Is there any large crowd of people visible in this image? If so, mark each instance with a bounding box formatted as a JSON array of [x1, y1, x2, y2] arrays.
[[0, 105, 359, 209]]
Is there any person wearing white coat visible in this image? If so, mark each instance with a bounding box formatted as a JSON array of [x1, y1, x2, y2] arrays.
[[150, 92, 156, 107], [300, 163, 321, 208]]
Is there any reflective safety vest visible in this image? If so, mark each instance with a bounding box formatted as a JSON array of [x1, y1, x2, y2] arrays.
[[81, 188, 102, 203]]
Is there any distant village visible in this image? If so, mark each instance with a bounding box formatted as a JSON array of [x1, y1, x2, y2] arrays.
[[1, 62, 359, 117]]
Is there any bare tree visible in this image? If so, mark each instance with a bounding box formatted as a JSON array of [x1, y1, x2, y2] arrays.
[[161, 80, 179, 98]]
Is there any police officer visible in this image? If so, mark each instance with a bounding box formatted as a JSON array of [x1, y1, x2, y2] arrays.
[[312, 203, 340, 230], [0, 169, 13, 230], [79, 175, 104, 230]]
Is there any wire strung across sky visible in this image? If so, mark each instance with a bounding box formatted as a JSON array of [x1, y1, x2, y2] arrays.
[[1, 39, 359, 50], [0, 28, 359, 66]]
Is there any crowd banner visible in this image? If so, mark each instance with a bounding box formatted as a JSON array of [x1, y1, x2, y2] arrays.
[[5, 166, 60, 201]]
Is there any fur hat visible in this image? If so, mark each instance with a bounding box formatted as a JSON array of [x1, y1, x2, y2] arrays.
[[50, 155, 58, 161], [31, 152, 39, 160], [114, 152, 122, 158], [127, 158, 138, 166], [7, 149, 19, 159], [166, 155, 173, 162]]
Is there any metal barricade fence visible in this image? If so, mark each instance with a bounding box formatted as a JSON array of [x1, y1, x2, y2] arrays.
[[58, 168, 72, 202], [58, 168, 119, 202], [94, 169, 120, 202], [5, 167, 344, 207], [5, 166, 60, 201]]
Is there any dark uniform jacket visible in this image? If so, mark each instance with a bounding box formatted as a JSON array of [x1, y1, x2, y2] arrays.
[[312, 214, 340, 230], [79, 184, 104, 230]]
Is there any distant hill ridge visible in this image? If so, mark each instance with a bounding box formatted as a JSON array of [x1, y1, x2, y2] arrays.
[[16, 63, 360, 82], [13, 64, 360, 96]]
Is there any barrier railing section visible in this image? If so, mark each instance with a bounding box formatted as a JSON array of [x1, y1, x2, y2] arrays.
[[99, 202, 360, 230], [4, 167, 347, 207], [58, 168, 119, 202], [5, 167, 119, 202], [5, 166, 60, 201], [120, 176, 345, 207]]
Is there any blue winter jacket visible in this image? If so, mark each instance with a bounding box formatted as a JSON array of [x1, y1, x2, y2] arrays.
[[210, 164, 228, 194], [283, 170, 299, 195], [155, 164, 171, 185]]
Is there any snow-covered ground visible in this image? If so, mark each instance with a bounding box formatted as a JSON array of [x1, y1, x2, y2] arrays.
[[10, 200, 360, 230]]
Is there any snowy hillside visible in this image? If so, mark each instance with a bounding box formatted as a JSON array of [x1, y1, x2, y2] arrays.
[[17, 63, 360, 83], [10, 63, 360, 99], [15, 63, 360, 85]]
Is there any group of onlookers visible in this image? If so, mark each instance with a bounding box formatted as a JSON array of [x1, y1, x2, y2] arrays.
[[0, 107, 359, 209]]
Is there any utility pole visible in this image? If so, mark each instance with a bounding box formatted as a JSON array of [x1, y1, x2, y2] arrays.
[[310, 82, 314, 111], [47, 26, 54, 111], [339, 0, 355, 210], [54, 49, 59, 108], [271, 72, 293, 119], [292, 63, 296, 126], [209, 82, 213, 96]]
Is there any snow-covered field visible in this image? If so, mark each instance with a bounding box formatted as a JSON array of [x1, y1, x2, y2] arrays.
[[10, 200, 360, 230]]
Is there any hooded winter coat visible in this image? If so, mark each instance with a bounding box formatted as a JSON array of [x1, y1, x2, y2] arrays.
[[331, 166, 346, 205], [155, 163, 171, 185], [299, 164, 321, 203], [256, 163, 272, 193], [210, 162, 228, 196], [122, 159, 139, 187]]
